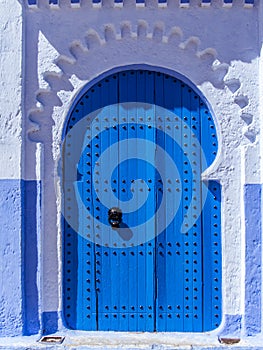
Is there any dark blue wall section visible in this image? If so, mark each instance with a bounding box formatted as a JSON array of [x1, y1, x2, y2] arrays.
[[244, 184, 262, 336], [0, 180, 23, 336], [42, 311, 58, 335], [0, 179, 57, 336], [21, 180, 41, 335]]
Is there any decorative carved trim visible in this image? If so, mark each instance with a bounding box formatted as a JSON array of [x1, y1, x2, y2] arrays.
[[28, 21, 255, 143], [27, 0, 255, 9]]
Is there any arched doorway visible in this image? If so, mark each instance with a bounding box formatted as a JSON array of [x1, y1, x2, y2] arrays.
[[62, 68, 221, 332]]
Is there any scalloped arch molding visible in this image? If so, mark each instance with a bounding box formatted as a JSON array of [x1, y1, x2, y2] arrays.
[[28, 21, 255, 144]]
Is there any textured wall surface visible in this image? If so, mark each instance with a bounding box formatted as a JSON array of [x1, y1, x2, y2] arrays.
[[0, 0, 23, 337], [0, 181, 23, 336], [0, 0, 262, 347]]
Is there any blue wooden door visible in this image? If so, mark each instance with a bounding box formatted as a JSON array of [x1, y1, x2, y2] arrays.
[[63, 70, 222, 332]]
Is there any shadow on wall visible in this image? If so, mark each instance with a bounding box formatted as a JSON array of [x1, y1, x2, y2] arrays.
[[17, 0, 260, 336]]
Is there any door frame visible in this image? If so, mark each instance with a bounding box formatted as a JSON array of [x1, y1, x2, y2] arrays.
[[61, 64, 222, 332]]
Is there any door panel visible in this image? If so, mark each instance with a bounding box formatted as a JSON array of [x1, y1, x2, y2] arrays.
[[63, 69, 222, 332]]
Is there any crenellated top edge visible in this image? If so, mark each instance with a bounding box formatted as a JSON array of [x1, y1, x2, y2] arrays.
[[26, 0, 255, 9]]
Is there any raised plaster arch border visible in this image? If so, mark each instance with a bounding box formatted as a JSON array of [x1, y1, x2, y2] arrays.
[[28, 20, 256, 154]]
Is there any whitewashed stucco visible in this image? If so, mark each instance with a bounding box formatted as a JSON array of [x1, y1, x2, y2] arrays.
[[0, 0, 22, 179]]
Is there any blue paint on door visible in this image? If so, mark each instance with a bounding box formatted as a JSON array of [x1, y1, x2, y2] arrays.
[[62, 69, 222, 332]]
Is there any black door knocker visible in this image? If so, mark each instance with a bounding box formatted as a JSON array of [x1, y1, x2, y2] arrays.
[[108, 207, 122, 228]]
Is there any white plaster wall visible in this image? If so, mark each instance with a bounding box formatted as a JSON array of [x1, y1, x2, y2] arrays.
[[22, 0, 261, 339], [0, 0, 23, 337], [258, 0, 263, 333], [0, 0, 22, 179]]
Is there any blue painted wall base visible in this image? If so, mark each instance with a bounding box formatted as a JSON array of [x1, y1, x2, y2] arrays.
[[0, 180, 23, 336], [42, 311, 59, 335], [244, 184, 261, 336], [21, 180, 41, 335], [218, 314, 242, 339], [0, 180, 42, 336]]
